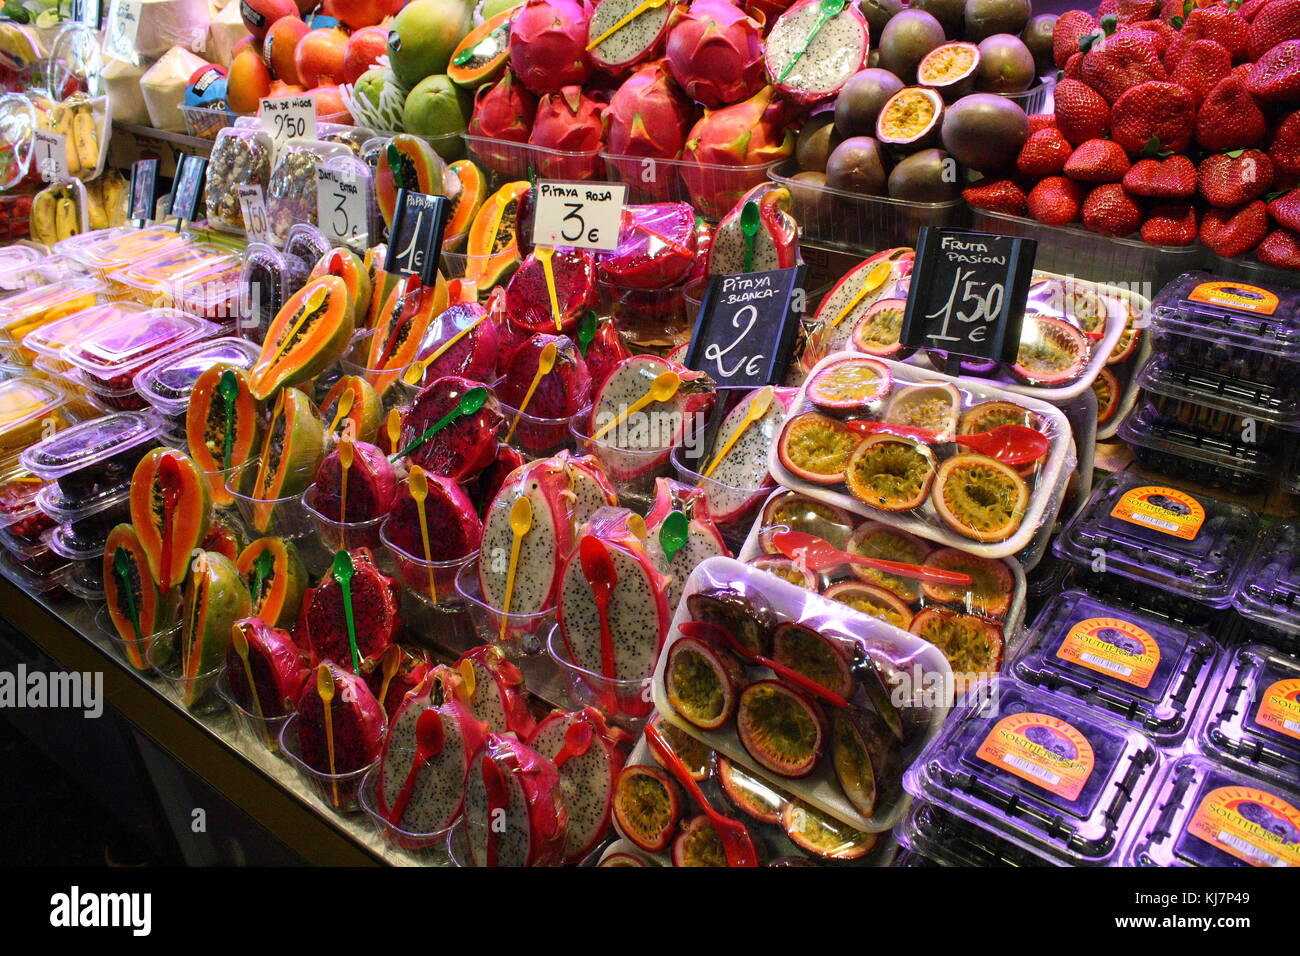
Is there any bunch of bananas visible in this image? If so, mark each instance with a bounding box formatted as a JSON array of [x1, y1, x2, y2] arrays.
[[85, 169, 128, 230], [29, 181, 82, 246], [43, 94, 100, 180]]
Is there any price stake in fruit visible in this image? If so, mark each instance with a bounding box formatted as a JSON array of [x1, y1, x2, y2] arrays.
[[900, 226, 1036, 371], [384, 189, 449, 285], [685, 265, 807, 390], [531, 180, 626, 251], [259, 96, 317, 146], [316, 165, 367, 246], [129, 157, 157, 223], [170, 154, 208, 232], [33, 130, 67, 183], [238, 184, 271, 244], [104, 0, 141, 62]]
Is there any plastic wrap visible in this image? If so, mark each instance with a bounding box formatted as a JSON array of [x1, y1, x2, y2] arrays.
[[205, 124, 273, 233], [111, 0, 212, 62], [265, 140, 351, 246], [1198, 644, 1300, 785]]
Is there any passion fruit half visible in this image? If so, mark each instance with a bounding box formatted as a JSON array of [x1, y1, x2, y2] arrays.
[[780, 799, 878, 860], [959, 399, 1046, 476], [672, 814, 731, 867], [917, 41, 980, 100], [907, 605, 1004, 678], [717, 755, 785, 825], [770, 621, 855, 699], [806, 356, 893, 413], [931, 452, 1029, 543], [648, 715, 712, 782], [1107, 298, 1142, 365], [919, 548, 1014, 618], [777, 411, 862, 485], [665, 636, 741, 730], [747, 556, 820, 591], [1012, 314, 1090, 387], [845, 520, 931, 600], [759, 491, 856, 553], [876, 86, 944, 150], [823, 580, 915, 629], [686, 587, 773, 657], [830, 708, 900, 819], [613, 764, 682, 853], [1092, 365, 1120, 425], [737, 679, 827, 778], [851, 297, 908, 357], [884, 382, 960, 439], [845, 434, 937, 512], [1042, 279, 1108, 340]]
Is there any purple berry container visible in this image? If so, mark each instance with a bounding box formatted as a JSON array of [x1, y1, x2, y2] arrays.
[[20, 412, 162, 504], [1232, 521, 1300, 653], [896, 798, 1052, 868], [1196, 643, 1300, 787]]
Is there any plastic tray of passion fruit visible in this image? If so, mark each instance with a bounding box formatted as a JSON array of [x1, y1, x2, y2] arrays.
[[769, 351, 1076, 567], [736, 488, 1027, 689], [650, 556, 953, 835]]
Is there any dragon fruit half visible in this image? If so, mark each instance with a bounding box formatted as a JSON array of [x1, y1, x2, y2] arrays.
[[384, 471, 483, 596], [294, 661, 386, 774], [498, 333, 593, 452], [509, 0, 594, 94], [461, 732, 568, 866], [529, 87, 608, 180], [763, 0, 870, 105], [470, 442, 529, 515], [308, 440, 398, 524], [598, 202, 698, 290], [504, 247, 598, 335], [665, 0, 766, 109], [399, 376, 504, 482], [224, 618, 309, 718], [681, 84, 796, 217], [697, 385, 796, 522], [362, 645, 433, 721], [414, 299, 499, 387], [558, 450, 619, 528], [644, 477, 730, 612], [303, 548, 401, 667], [707, 181, 800, 275], [446, 646, 538, 738], [583, 314, 633, 391], [587, 0, 679, 74]]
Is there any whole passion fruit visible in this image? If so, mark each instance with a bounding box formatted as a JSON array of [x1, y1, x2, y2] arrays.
[[1093, 365, 1120, 425], [613, 764, 681, 853], [825, 136, 888, 194], [835, 68, 906, 138], [931, 452, 1029, 542], [717, 755, 784, 825], [907, 605, 1005, 678], [845, 434, 937, 511], [846, 519, 932, 600], [877, 8, 946, 83], [876, 86, 945, 151], [778, 411, 862, 485], [851, 297, 909, 356], [737, 679, 827, 778], [908, 0, 965, 38], [940, 93, 1029, 173], [1012, 313, 1090, 386], [887, 148, 961, 202], [806, 356, 893, 413], [796, 110, 842, 172], [917, 41, 980, 100], [964, 0, 1031, 42], [1022, 14, 1057, 76], [919, 548, 1014, 618], [822, 580, 915, 629], [771, 621, 855, 698], [686, 587, 773, 657], [831, 708, 900, 819], [759, 490, 856, 552], [664, 636, 740, 730], [976, 33, 1036, 93], [781, 799, 878, 860]]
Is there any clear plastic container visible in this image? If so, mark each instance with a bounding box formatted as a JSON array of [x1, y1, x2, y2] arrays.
[[1053, 470, 1261, 614], [21, 301, 153, 372], [898, 798, 1051, 867], [20, 411, 161, 502], [600, 149, 784, 219], [0, 376, 71, 459], [205, 125, 274, 234], [1012, 589, 1216, 745], [238, 242, 311, 345], [284, 223, 332, 267], [1119, 398, 1276, 496], [0, 463, 52, 546], [315, 153, 380, 252], [465, 134, 600, 187], [315, 122, 377, 157], [1233, 522, 1300, 646], [279, 712, 380, 815], [1125, 755, 1299, 867], [904, 676, 1161, 866], [265, 140, 352, 247], [1198, 644, 1300, 785], [0, 277, 104, 357], [1098, 308, 1152, 443], [132, 336, 260, 420], [1138, 352, 1300, 430], [0, 244, 44, 292], [454, 557, 557, 660], [107, 241, 239, 307], [60, 309, 216, 394], [53, 224, 186, 281]]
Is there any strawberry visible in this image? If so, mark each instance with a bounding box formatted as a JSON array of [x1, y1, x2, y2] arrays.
[[1267, 189, 1300, 232], [1199, 150, 1274, 207], [1270, 111, 1300, 174], [1064, 139, 1132, 183], [1054, 79, 1112, 146], [1140, 203, 1198, 246], [1122, 155, 1198, 198], [1082, 184, 1142, 237], [1247, 40, 1300, 102], [1080, 30, 1169, 103], [1195, 74, 1267, 153], [1110, 81, 1195, 155], [1028, 177, 1086, 225], [1054, 9, 1099, 69], [1241, 0, 1270, 22], [1169, 39, 1232, 106], [1247, 0, 1300, 61], [1063, 51, 1086, 82], [1128, 18, 1175, 57], [1167, 6, 1249, 64], [1028, 113, 1056, 134], [1256, 228, 1300, 269], [962, 179, 1028, 217], [1117, 0, 1158, 24], [1200, 201, 1269, 257], [1017, 128, 1073, 177]]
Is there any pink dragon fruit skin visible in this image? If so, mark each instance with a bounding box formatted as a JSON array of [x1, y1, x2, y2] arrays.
[[707, 181, 800, 275], [528, 86, 607, 180], [763, 0, 870, 106], [295, 661, 386, 774], [499, 333, 593, 452], [681, 84, 795, 217], [598, 202, 697, 290], [302, 548, 402, 667], [583, 316, 633, 392], [467, 70, 536, 143], [504, 247, 598, 335], [225, 617, 309, 717], [362, 647, 433, 722], [665, 0, 766, 109], [415, 301, 498, 386], [587, 0, 680, 75], [644, 477, 730, 610], [308, 441, 398, 524], [400, 376, 504, 482], [509, 0, 594, 94], [606, 61, 697, 159], [528, 707, 629, 863], [385, 473, 483, 595], [450, 644, 538, 738], [696, 385, 797, 523], [463, 732, 568, 866]]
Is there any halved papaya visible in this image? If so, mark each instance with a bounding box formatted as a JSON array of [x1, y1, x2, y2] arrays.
[[376, 134, 449, 229], [237, 536, 308, 627], [129, 448, 212, 594], [103, 523, 175, 670], [201, 517, 245, 561], [465, 180, 529, 287], [445, 159, 486, 249], [367, 270, 450, 394], [447, 7, 514, 88], [362, 244, 396, 331], [249, 275, 355, 401], [186, 365, 261, 508], [249, 387, 325, 533], [311, 248, 372, 328], [320, 374, 383, 443], [180, 552, 250, 706]]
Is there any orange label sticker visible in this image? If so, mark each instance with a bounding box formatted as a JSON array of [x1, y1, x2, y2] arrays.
[[1187, 280, 1279, 316], [1254, 679, 1300, 743], [1188, 786, 1300, 868], [976, 712, 1095, 801], [1109, 486, 1205, 541], [1056, 617, 1160, 688]]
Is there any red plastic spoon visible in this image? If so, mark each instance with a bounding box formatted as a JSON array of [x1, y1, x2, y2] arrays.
[[844, 420, 1049, 465], [771, 530, 973, 588], [679, 620, 850, 709], [579, 535, 620, 711], [845, 420, 938, 444], [644, 722, 758, 867], [387, 707, 445, 826], [158, 452, 183, 591], [550, 718, 594, 770]]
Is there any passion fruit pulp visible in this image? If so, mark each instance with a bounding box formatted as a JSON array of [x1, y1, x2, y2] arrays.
[[613, 764, 681, 853], [851, 297, 908, 356], [777, 412, 862, 485], [747, 556, 820, 591], [845, 435, 937, 511], [917, 41, 980, 100], [1012, 314, 1090, 387], [737, 680, 826, 778], [919, 548, 1014, 617], [781, 799, 878, 860], [884, 382, 960, 438], [1093, 365, 1120, 425], [665, 637, 738, 730], [932, 452, 1029, 543], [672, 815, 730, 867], [648, 716, 713, 782], [771, 622, 854, 699], [717, 755, 784, 825], [806, 357, 893, 412], [759, 491, 855, 552], [846, 520, 931, 600], [908, 606, 1004, 677], [823, 581, 915, 629], [876, 86, 944, 150], [1107, 299, 1143, 365], [831, 708, 900, 820], [959, 399, 1046, 475]]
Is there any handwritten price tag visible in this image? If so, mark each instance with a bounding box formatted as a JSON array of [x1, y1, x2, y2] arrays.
[[531, 180, 626, 251], [685, 266, 807, 390], [316, 165, 366, 245], [259, 96, 317, 146], [104, 0, 141, 62], [384, 190, 449, 284], [238, 184, 271, 243], [33, 130, 67, 183]]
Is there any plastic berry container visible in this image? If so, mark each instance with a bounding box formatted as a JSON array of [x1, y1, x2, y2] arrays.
[[903, 676, 1161, 866], [21, 301, 155, 376], [238, 242, 311, 345], [897, 799, 1051, 867], [0, 277, 104, 360], [0, 376, 73, 460], [265, 141, 352, 247], [1232, 522, 1300, 649], [1053, 469, 1261, 616], [60, 309, 217, 406], [1012, 589, 1217, 746], [1197, 644, 1300, 785], [205, 125, 274, 234], [1125, 755, 1300, 867], [133, 336, 260, 425], [1138, 352, 1299, 432], [21, 411, 162, 503], [283, 223, 332, 267]]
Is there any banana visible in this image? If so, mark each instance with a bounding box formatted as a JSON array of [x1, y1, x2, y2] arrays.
[[51, 105, 78, 176], [85, 178, 107, 231], [55, 196, 78, 241], [30, 189, 56, 246], [100, 171, 128, 227], [72, 111, 98, 175]]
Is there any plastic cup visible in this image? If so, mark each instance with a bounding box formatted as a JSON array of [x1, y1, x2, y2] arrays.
[[669, 445, 770, 554], [146, 630, 227, 716], [454, 558, 556, 658], [202, 458, 249, 511], [358, 765, 456, 860], [94, 605, 171, 675], [339, 329, 413, 408], [301, 484, 387, 554], [596, 278, 691, 354], [380, 517, 475, 606], [278, 711, 380, 815], [439, 250, 502, 288], [214, 667, 293, 755], [497, 401, 580, 458], [569, 405, 683, 512], [225, 458, 314, 540], [445, 816, 473, 867], [545, 624, 654, 733]]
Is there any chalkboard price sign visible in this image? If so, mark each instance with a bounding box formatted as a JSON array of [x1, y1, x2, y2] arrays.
[[384, 189, 449, 284], [170, 155, 207, 231], [900, 227, 1036, 368], [129, 158, 158, 224], [685, 265, 807, 390]]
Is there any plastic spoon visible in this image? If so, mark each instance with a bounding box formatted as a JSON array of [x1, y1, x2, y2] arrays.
[[828, 260, 892, 329], [386, 707, 446, 826], [586, 0, 668, 50], [374, 274, 424, 370], [503, 341, 557, 443], [316, 663, 341, 806], [253, 390, 287, 501], [231, 622, 272, 748], [337, 438, 353, 525], [589, 370, 681, 442], [330, 550, 362, 675], [679, 619, 851, 708], [577, 310, 597, 358], [263, 284, 328, 372], [533, 245, 563, 332], [385, 408, 402, 455], [217, 368, 239, 470], [408, 465, 438, 605], [843, 420, 1049, 465], [249, 547, 273, 607], [497, 495, 533, 643], [578, 535, 620, 711], [777, 0, 847, 82], [375, 643, 402, 713], [405, 309, 491, 385], [112, 548, 144, 666], [327, 388, 355, 438], [386, 144, 405, 190], [740, 200, 759, 273], [550, 719, 594, 770], [391, 386, 488, 461], [158, 452, 182, 592], [658, 510, 689, 563], [700, 386, 773, 479], [644, 722, 758, 867], [770, 530, 973, 587]]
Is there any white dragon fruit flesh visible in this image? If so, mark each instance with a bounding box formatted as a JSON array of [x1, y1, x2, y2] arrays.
[[697, 385, 796, 523], [807, 247, 915, 359], [644, 477, 730, 613], [763, 0, 870, 106], [707, 181, 801, 276], [587, 0, 679, 73], [448, 644, 538, 738], [462, 732, 568, 866]]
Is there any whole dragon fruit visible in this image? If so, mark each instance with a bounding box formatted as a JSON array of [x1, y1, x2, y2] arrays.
[[498, 333, 593, 452], [696, 384, 796, 523], [303, 548, 401, 667], [707, 181, 800, 274], [529, 87, 608, 180], [606, 60, 697, 161], [461, 732, 568, 866], [587, 0, 679, 75], [528, 707, 629, 863], [681, 85, 796, 216], [447, 644, 538, 738], [763, 0, 870, 105], [644, 477, 730, 612], [467, 70, 536, 143], [666, 0, 766, 109], [385, 471, 483, 595], [294, 661, 386, 774], [224, 617, 309, 718], [414, 299, 499, 386], [509, 0, 594, 94], [598, 202, 697, 289], [399, 376, 504, 481], [308, 440, 398, 523]]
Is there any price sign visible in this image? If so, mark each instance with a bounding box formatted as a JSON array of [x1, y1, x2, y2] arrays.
[[384, 189, 449, 284], [260, 96, 317, 146], [170, 154, 208, 228], [71, 0, 103, 29], [104, 0, 142, 62], [238, 184, 271, 243], [317, 165, 367, 245], [900, 227, 1037, 369], [33, 130, 67, 183], [129, 158, 158, 222], [685, 265, 807, 390], [530, 180, 626, 251]]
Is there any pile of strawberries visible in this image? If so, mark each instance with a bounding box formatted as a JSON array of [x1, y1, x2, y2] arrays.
[[963, 0, 1300, 269]]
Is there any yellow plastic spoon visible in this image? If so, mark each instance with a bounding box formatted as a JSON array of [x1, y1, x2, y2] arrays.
[[497, 495, 533, 643], [589, 369, 681, 442], [316, 663, 340, 807], [504, 341, 558, 443], [404, 309, 491, 386], [586, 0, 669, 50], [385, 408, 402, 456], [533, 245, 563, 331], [263, 284, 329, 371], [828, 260, 892, 329], [337, 438, 354, 525], [701, 386, 773, 479], [231, 621, 272, 748], [408, 465, 438, 605], [375, 643, 402, 713], [327, 388, 355, 438]]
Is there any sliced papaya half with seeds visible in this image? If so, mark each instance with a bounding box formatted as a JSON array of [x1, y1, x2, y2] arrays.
[[311, 248, 372, 328], [129, 448, 211, 595], [186, 364, 260, 507], [237, 536, 308, 627], [367, 270, 449, 395], [249, 275, 355, 401], [249, 387, 325, 533], [444, 159, 486, 249], [103, 523, 175, 670], [465, 180, 529, 287], [376, 134, 449, 228]]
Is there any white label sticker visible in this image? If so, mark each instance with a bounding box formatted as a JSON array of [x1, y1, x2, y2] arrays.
[[259, 96, 317, 146], [104, 0, 142, 62], [316, 165, 366, 245], [33, 130, 67, 182], [531, 180, 626, 251], [238, 184, 271, 243]]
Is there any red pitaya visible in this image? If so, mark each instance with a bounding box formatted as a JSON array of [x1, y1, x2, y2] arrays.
[[303, 548, 401, 667], [529, 87, 608, 179], [587, 0, 680, 74], [763, 0, 869, 105], [462, 732, 568, 866], [707, 181, 800, 275], [504, 247, 598, 335], [599, 202, 697, 289], [582, 314, 633, 391], [509, 0, 594, 94], [606, 60, 697, 159], [308, 441, 398, 523], [414, 300, 498, 386], [467, 69, 536, 142], [470, 442, 529, 515], [644, 477, 730, 611], [385, 471, 483, 595], [361, 645, 433, 721], [295, 660, 386, 774], [498, 333, 593, 452], [528, 707, 629, 863], [399, 376, 504, 481], [681, 85, 796, 216], [665, 0, 766, 109], [448, 645, 538, 737], [557, 450, 619, 529], [695, 384, 796, 522], [224, 617, 309, 717]]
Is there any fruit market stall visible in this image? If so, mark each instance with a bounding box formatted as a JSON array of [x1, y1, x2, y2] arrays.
[[0, 0, 1295, 871]]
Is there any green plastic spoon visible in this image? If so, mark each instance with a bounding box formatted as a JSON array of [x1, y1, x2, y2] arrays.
[[217, 368, 239, 470], [390, 386, 488, 461], [112, 548, 142, 648], [330, 549, 362, 675], [740, 200, 759, 273], [249, 547, 274, 607], [658, 510, 689, 563], [577, 309, 597, 358], [778, 0, 847, 83]]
